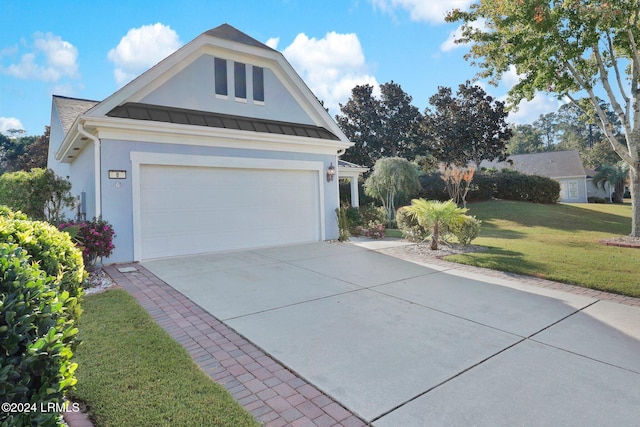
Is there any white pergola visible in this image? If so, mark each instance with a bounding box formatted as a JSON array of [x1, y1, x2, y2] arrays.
[[338, 160, 369, 207]]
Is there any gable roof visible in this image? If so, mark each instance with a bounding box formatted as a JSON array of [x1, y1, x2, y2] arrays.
[[54, 24, 351, 161], [204, 23, 275, 51], [53, 95, 99, 134], [481, 150, 586, 178], [79, 24, 348, 141]]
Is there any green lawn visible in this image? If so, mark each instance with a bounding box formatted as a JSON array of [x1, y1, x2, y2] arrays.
[[445, 200, 640, 298], [70, 289, 258, 427]]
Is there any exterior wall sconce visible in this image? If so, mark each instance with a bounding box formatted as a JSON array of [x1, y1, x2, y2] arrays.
[[326, 163, 336, 182]]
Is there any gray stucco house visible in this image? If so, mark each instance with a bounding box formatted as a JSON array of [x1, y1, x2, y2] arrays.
[[480, 150, 612, 203], [48, 24, 353, 263]]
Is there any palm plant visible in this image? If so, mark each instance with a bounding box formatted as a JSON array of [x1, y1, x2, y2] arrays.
[[593, 163, 629, 203], [404, 198, 468, 250]]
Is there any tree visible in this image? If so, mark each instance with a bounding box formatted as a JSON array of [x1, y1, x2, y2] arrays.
[[593, 163, 630, 203], [439, 164, 476, 207], [404, 198, 468, 250], [423, 82, 512, 167], [336, 84, 382, 168], [508, 124, 544, 154], [0, 168, 74, 223], [364, 157, 421, 225], [447, 1, 640, 236], [0, 127, 49, 174], [16, 126, 49, 171], [533, 112, 559, 150], [337, 81, 423, 168]]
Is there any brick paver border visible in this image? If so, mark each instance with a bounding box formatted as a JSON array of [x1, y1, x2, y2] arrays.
[[103, 263, 368, 427]]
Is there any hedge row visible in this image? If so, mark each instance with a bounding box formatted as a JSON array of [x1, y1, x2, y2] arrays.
[[0, 207, 85, 427], [418, 171, 560, 204]]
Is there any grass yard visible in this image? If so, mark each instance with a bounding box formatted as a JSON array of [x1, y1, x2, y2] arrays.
[[69, 289, 258, 427], [445, 200, 640, 298]]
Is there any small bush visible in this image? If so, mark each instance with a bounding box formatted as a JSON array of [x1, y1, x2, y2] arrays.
[[0, 244, 79, 427], [357, 204, 387, 226], [363, 222, 386, 239], [396, 206, 429, 241], [335, 207, 350, 241], [450, 216, 482, 246], [59, 217, 116, 269]]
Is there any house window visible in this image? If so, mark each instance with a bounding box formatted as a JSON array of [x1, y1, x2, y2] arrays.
[[253, 66, 264, 103], [215, 58, 227, 97], [234, 62, 247, 100]]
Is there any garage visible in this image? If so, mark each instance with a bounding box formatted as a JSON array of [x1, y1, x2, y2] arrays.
[[136, 160, 323, 260]]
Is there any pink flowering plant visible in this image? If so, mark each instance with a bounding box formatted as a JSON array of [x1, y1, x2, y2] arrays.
[[59, 217, 115, 268]]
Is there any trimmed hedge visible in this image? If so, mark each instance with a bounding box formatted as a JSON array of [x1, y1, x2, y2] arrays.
[[0, 209, 84, 321], [493, 173, 560, 204], [417, 171, 559, 204], [0, 207, 84, 427]]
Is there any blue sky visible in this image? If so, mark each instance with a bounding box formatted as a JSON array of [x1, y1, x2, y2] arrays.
[[0, 0, 562, 136]]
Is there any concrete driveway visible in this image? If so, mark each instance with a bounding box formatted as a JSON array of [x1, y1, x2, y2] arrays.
[[143, 242, 640, 426]]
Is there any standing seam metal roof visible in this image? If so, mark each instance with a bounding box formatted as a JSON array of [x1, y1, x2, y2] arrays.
[[107, 102, 340, 141]]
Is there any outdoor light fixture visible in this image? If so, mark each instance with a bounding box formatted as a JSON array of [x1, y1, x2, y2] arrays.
[[326, 163, 336, 182]]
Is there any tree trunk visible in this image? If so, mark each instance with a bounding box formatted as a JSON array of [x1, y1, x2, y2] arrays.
[[431, 223, 439, 250], [631, 166, 640, 237]]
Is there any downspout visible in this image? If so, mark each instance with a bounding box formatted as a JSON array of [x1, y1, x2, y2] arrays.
[[77, 122, 101, 217]]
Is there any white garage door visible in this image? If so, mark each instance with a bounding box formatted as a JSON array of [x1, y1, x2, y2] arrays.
[[139, 164, 321, 259]]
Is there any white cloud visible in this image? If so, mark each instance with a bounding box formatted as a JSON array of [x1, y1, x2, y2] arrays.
[[487, 66, 563, 124], [107, 23, 182, 87], [282, 32, 378, 115], [265, 37, 280, 49], [507, 94, 564, 125], [370, 0, 473, 24], [440, 19, 486, 52], [0, 117, 25, 134], [0, 32, 79, 82]]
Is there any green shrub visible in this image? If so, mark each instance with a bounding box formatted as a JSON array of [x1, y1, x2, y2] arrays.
[[588, 196, 608, 204], [417, 173, 450, 201], [396, 206, 429, 241], [494, 172, 559, 203], [419, 171, 559, 204], [0, 244, 79, 427], [0, 210, 84, 321], [357, 204, 387, 226], [0, 168, 74, 223], [450, 216, 482, 246], [344, 206, 363, 230]]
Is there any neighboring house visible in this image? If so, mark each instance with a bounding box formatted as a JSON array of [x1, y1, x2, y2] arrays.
[[48, 24, 355, 263], [585, 167, 614, 201], [480, 150, 605, 203]]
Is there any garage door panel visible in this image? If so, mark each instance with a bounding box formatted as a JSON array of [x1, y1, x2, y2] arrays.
[[139, 164, 321, 259]]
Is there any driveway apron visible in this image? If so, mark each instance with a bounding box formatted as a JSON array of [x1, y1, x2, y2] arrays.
[[143, 242, 640, 426]]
